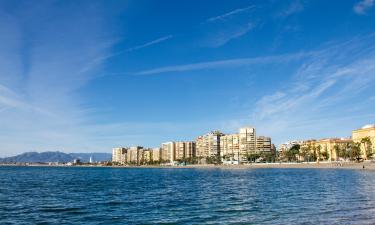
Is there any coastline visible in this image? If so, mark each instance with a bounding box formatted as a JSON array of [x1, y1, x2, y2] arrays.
[[1, 162, 375, 170]]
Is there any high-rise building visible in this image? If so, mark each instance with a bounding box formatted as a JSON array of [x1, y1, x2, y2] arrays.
[[239, 127, 256, 161], [174, 141, 196, 161], [175, 142, 185, 160], [112, 147, 128, 164], [161, 142, 175, 163], [142, 148, 152, 164], [196, 131, 224, 159], [256, 136, 272, 153], [220, 134, 240, 161], [352, 124, 375, 159], [128, 146, 143, 165], [152, 147, 161, 162], [185, 141, 196, 159]]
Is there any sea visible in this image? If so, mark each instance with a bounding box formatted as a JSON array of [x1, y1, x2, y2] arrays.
[[0, 166, 375, 224]]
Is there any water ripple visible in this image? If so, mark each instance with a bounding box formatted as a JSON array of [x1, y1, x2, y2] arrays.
[[0, 167, 375, 224]]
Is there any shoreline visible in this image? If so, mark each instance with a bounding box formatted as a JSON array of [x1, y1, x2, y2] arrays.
[[1, 162, 375, 170]]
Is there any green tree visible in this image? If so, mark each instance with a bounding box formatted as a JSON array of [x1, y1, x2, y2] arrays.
[[333, 144, 340, 161], [349, 142, 362, 161], [361, 137, 373, 159], [300, 146, 310, 162], [321, 146, 329, 161], [285, 144, 300, 162], [246, 153, 261, 163]]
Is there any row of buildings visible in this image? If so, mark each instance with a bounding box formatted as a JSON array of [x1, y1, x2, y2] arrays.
[[279, 124, 375, 161], [112, 127, 275, 165]]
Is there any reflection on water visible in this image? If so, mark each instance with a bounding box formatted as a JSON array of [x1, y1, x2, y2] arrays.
[[0, 167, 375, 224]]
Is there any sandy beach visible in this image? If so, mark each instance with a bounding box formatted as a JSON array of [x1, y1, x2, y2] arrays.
[[114, 162, 375, 170], [2, 162, 375, 170]]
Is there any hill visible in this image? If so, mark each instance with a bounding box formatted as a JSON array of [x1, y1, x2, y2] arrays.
[[0, 151, 111, 163]]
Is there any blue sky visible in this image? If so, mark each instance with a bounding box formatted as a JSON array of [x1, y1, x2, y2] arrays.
[[0, 0, 375, 156]]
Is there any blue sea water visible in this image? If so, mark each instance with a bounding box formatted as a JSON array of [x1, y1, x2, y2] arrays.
[[0, 167, 375, 224]]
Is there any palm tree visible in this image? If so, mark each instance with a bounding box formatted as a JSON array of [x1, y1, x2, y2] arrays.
[[361, 137, 372, 160], [300, 146, 309, 162], [333, 144, 340, 161], [350, 142, 362, 161], [314, 145, 322, 163]]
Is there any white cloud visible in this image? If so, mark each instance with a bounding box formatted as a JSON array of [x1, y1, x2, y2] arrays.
[[277, 0, 304, 17], [252, 35, 375, 144], [207, 23, 255, 47], [126, 35, 173, 52], [0, 2, 119, 156], [134, 51, 313, 75], [354, 0, 374, 15], [206, 5, 255, 22]]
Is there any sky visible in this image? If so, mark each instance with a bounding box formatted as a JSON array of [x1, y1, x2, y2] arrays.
[[0, 0, 375, 156]]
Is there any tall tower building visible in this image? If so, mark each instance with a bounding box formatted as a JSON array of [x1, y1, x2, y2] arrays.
[[239, 127, 256, 162]]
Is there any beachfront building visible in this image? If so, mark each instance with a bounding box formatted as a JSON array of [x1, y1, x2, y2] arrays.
[[152, 147, 161, 163], [185, 141, 196, 159], [220, 134, 240, 162], [175, 142, 185, 161], [161, 142, 176, 163], [352, 124, 375, 159], [220, 127, 259, 163], [112, 147, 128, 164], [196, 131, 224, 160], [174, 141, 196, 161], [128, 146, 143, 165], [142, 148, 153, 164], [239, 127, 256, 161], [316, 138, 353, 161], [256, 136, 272, 153], [299, 138, 352, 161]]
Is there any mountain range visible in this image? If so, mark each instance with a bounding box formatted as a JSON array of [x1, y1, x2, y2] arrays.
[[0, 151, 112, 163]]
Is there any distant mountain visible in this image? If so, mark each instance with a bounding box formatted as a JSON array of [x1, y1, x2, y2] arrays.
[[0, 151, 111, 163]]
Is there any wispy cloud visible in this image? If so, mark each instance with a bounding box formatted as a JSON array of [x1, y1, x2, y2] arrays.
[[252, 34, 375, 143], [206, 6, 255, 23], [83, 35, 173, 70], [134, 51, 313, 75], [277, 0, 304, 18], [0, 1, 120, 156], [125, 35, 173, 52], [206, 23, 255, 47], [354, 0, 374, 15]]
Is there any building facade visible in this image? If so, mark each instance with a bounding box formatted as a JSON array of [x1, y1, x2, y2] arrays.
[[196, 131, 224, 159], [239, 127, 256, 161], [220, 134, 240, 161], [161, 142, 175, 163], [152, 147, 161, 162], [352, 124, 375, 159], [256, 136, 272, 153], [112, 147, 128, 164]]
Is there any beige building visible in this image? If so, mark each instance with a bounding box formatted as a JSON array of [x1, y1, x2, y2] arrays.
[[112, 147, 128, 164], [128, 146, 143, 165], [300, 138, 352, 161], [142, 149, 152, 164], [174, 141, 196, 161], [220, 134, 240, 161], [152, 147, 161, 162], [239, 127, 256, 161], [352, 124, 375, 159], [161, 142, 175, 163], [220, 127, 259, 162], [196, 131, 224, 159], [185, 141, 196, 159], [317, 138, 352, 161], [175, 142, 185, 160], [256, 136, 272, 153]]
